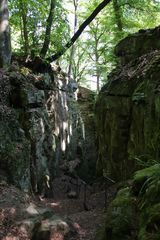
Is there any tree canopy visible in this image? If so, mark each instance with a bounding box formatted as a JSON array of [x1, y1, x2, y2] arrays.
[[1, 0, 160, 91]]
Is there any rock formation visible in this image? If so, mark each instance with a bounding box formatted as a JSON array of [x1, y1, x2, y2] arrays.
[[0, 63, 97, 195], [96, 25, 160, 182], [96, 25, 160, 240], [77, 86, 97, 182]]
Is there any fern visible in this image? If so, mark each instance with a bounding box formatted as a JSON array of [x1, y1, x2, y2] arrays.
[[138, 165, 160, 209]]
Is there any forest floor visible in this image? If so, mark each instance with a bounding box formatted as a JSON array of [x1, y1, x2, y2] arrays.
[[0, 175, 117, 240], [43, 175, 117, 240]]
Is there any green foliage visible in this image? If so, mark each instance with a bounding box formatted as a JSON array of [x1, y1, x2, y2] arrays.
[[9, 0, 70, 56], [7, 0, 160, 90], [101, 164, 160, 240], [134, 155, 159, 168], [133, 164, 160, 240], [61, 0, 160, 90], [134, 164, 160, 209]]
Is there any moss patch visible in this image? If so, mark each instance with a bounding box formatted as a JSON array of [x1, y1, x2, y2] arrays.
[[100, 187, 137, 240]]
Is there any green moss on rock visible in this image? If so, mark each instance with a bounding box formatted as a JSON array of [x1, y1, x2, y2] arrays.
[[139, 203, 160, 240], [100, 165, 160, 240], [99, 187, 137, 240], [0, 115, 31, 191]]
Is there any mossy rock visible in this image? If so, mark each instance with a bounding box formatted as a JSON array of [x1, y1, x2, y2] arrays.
[[0, 116, 31, 191], [98, 174, 160, 240], [139, 203, 160, 240], [100, 187, 137, 240]]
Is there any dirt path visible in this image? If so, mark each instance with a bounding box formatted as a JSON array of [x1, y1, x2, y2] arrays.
[[43, 195, 106, 240], [40, 176, 117, 240], [0, 177, 117, 240]]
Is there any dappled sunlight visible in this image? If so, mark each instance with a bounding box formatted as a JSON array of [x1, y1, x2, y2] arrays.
[[61, 139, 66, 152], [47, 201, 61, 209], [67, 134, 70, 144], [63, 121, 68, 131], [2, 237, 17, 240], [69, 124, 72, 136], [26, 203, 39, 215], [54, 124, 60, 136], [40, 118, 45, 134], [0, 207, 19, 240], [0, 207, 16, 223], [73, 222, 87, 237], [10, 208, 16, 214], [50, 232, 64, 240], [79, 116, 85, 139]]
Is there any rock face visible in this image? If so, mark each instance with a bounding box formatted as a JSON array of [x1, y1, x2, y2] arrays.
[[76, 86, 97, 182], [115, 25, 160, 65], [0, 64, 96, 193], [96, 25, 160, 181], [0, 66, 75, 193]]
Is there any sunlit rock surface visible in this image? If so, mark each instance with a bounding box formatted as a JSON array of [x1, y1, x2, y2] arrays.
[[0, 64, 97, 194]]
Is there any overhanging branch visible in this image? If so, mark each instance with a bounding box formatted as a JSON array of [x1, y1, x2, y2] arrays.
[[47, 0, 112, 62]]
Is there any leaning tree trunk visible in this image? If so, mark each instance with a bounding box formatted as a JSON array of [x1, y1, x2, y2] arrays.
[[0, 0, 11, 67], [47, 0, 112, 62]]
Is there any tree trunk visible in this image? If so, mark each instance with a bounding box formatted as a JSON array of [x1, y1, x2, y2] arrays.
[[19, 0, 29, 55], [95, 37, 100, 93], [0, 0, 11, 67], [95, 56, 100, 93], [47, 0, 112, 62], [89, 22, 101, 93], [40, 0, 55, 58], [113, 0, 123, 38], [68, 0, 78, 81]]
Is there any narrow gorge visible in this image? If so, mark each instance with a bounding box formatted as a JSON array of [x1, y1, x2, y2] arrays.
[[1, 24, 160, 240]]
